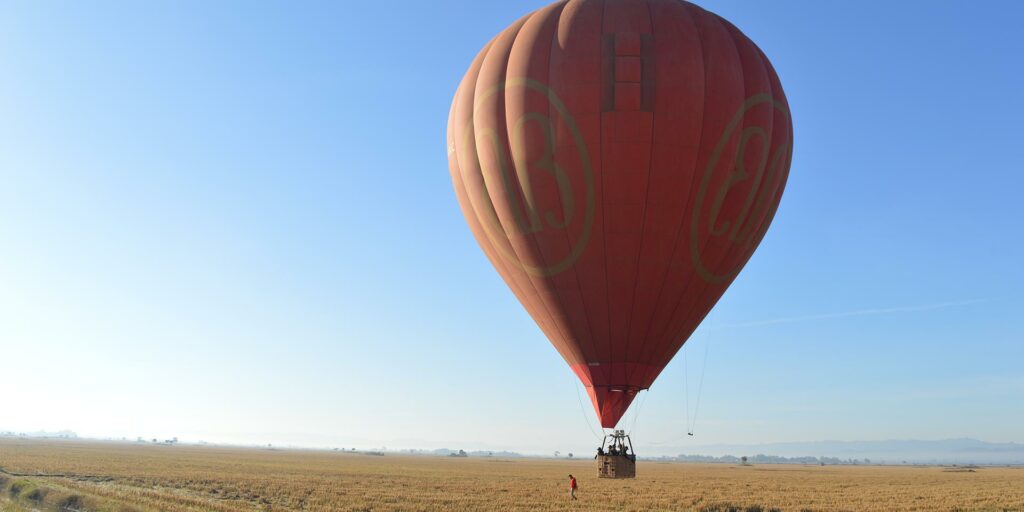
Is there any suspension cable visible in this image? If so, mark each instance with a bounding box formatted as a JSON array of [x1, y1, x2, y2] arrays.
[[683, 343, 691, 434], [689, 311, 715, 435], [627, 389, 649, 436], [572, 373, 603, 442], [648, 310, 717, 445]]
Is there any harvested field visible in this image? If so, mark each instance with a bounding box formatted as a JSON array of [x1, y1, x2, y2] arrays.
[[1, 439, 1021, 511]]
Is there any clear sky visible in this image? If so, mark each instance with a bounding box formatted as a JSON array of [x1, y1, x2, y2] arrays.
[[1, 1, 1021, 455]]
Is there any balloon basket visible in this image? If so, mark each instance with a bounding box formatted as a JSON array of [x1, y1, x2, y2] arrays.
[[596, 430, 636, 479]]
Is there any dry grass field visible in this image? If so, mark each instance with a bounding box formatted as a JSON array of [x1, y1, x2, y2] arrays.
[[1, 439, 1022, 512]]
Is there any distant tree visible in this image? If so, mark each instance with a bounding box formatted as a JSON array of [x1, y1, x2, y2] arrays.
[[568, 453, 573, 458], [554, 451, 561, 457], [741, 456, 748, 465]]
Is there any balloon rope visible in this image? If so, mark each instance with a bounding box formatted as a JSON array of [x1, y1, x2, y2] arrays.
[[648, 312, 718, 446], [627, 389, 648, 436], [683, 345, 691, 434], [572, 373, 603, 442], [689, 312, 715, 434]]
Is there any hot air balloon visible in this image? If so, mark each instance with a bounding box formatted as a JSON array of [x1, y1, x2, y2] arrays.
[[447, 0, 792, 442]]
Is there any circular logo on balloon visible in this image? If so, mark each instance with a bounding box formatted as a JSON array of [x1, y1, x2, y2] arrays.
[[454, 78, 596, 277], [690, 93, 792, 284]]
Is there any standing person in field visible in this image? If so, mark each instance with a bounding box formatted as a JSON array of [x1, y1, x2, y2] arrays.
[[568, 474, 578, 501]]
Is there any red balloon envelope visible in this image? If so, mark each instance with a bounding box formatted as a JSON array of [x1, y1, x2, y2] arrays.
[[447, 0, 792, 428]]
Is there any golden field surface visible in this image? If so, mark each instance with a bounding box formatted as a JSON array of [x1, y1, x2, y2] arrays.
[[0, 439, 1022, 512]]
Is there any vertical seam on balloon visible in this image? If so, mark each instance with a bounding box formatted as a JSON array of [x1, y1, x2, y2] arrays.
[[622, 0, 658, 392], [596, 0, 613, 401], [647, 8, 745, 366], [632, 0, 706, 371], [546, 0, 604, 373], [452, 39, 556, 345], [453, 39, 557, 345], [651, 22, 770, 370], [658, 28, 790, 370], [506, 1, 596, 366], [633, 0, 684, 384], [588, 0, 612, 390], [473, 14, 580, 363], [500, 7, 581, 362], [451, 125, 544, 341], [646, 7, 749, 370], [501, 4, 591, 365]]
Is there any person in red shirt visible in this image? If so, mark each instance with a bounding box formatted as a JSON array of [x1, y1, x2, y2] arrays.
[[568, 474, 578, 500]]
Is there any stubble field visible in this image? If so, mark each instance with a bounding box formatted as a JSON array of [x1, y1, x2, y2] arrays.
[[0, 439, 1021, 512]]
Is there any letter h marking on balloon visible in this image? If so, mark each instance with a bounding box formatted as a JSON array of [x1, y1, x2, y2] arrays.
[[603, 32, 654, 113]]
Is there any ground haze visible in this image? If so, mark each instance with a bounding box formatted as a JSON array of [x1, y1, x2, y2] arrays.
[[1, 439, 1022, 511]]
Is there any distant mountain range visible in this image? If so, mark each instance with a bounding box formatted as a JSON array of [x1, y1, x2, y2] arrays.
[[643, 438, 1024, 464]]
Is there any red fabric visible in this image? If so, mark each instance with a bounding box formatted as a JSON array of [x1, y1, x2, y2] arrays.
[[570, 477, 578, 489], [448, 0, 792, 428]]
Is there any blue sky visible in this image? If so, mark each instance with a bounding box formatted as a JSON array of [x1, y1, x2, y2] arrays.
[[0, 1, 1021, 455]]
